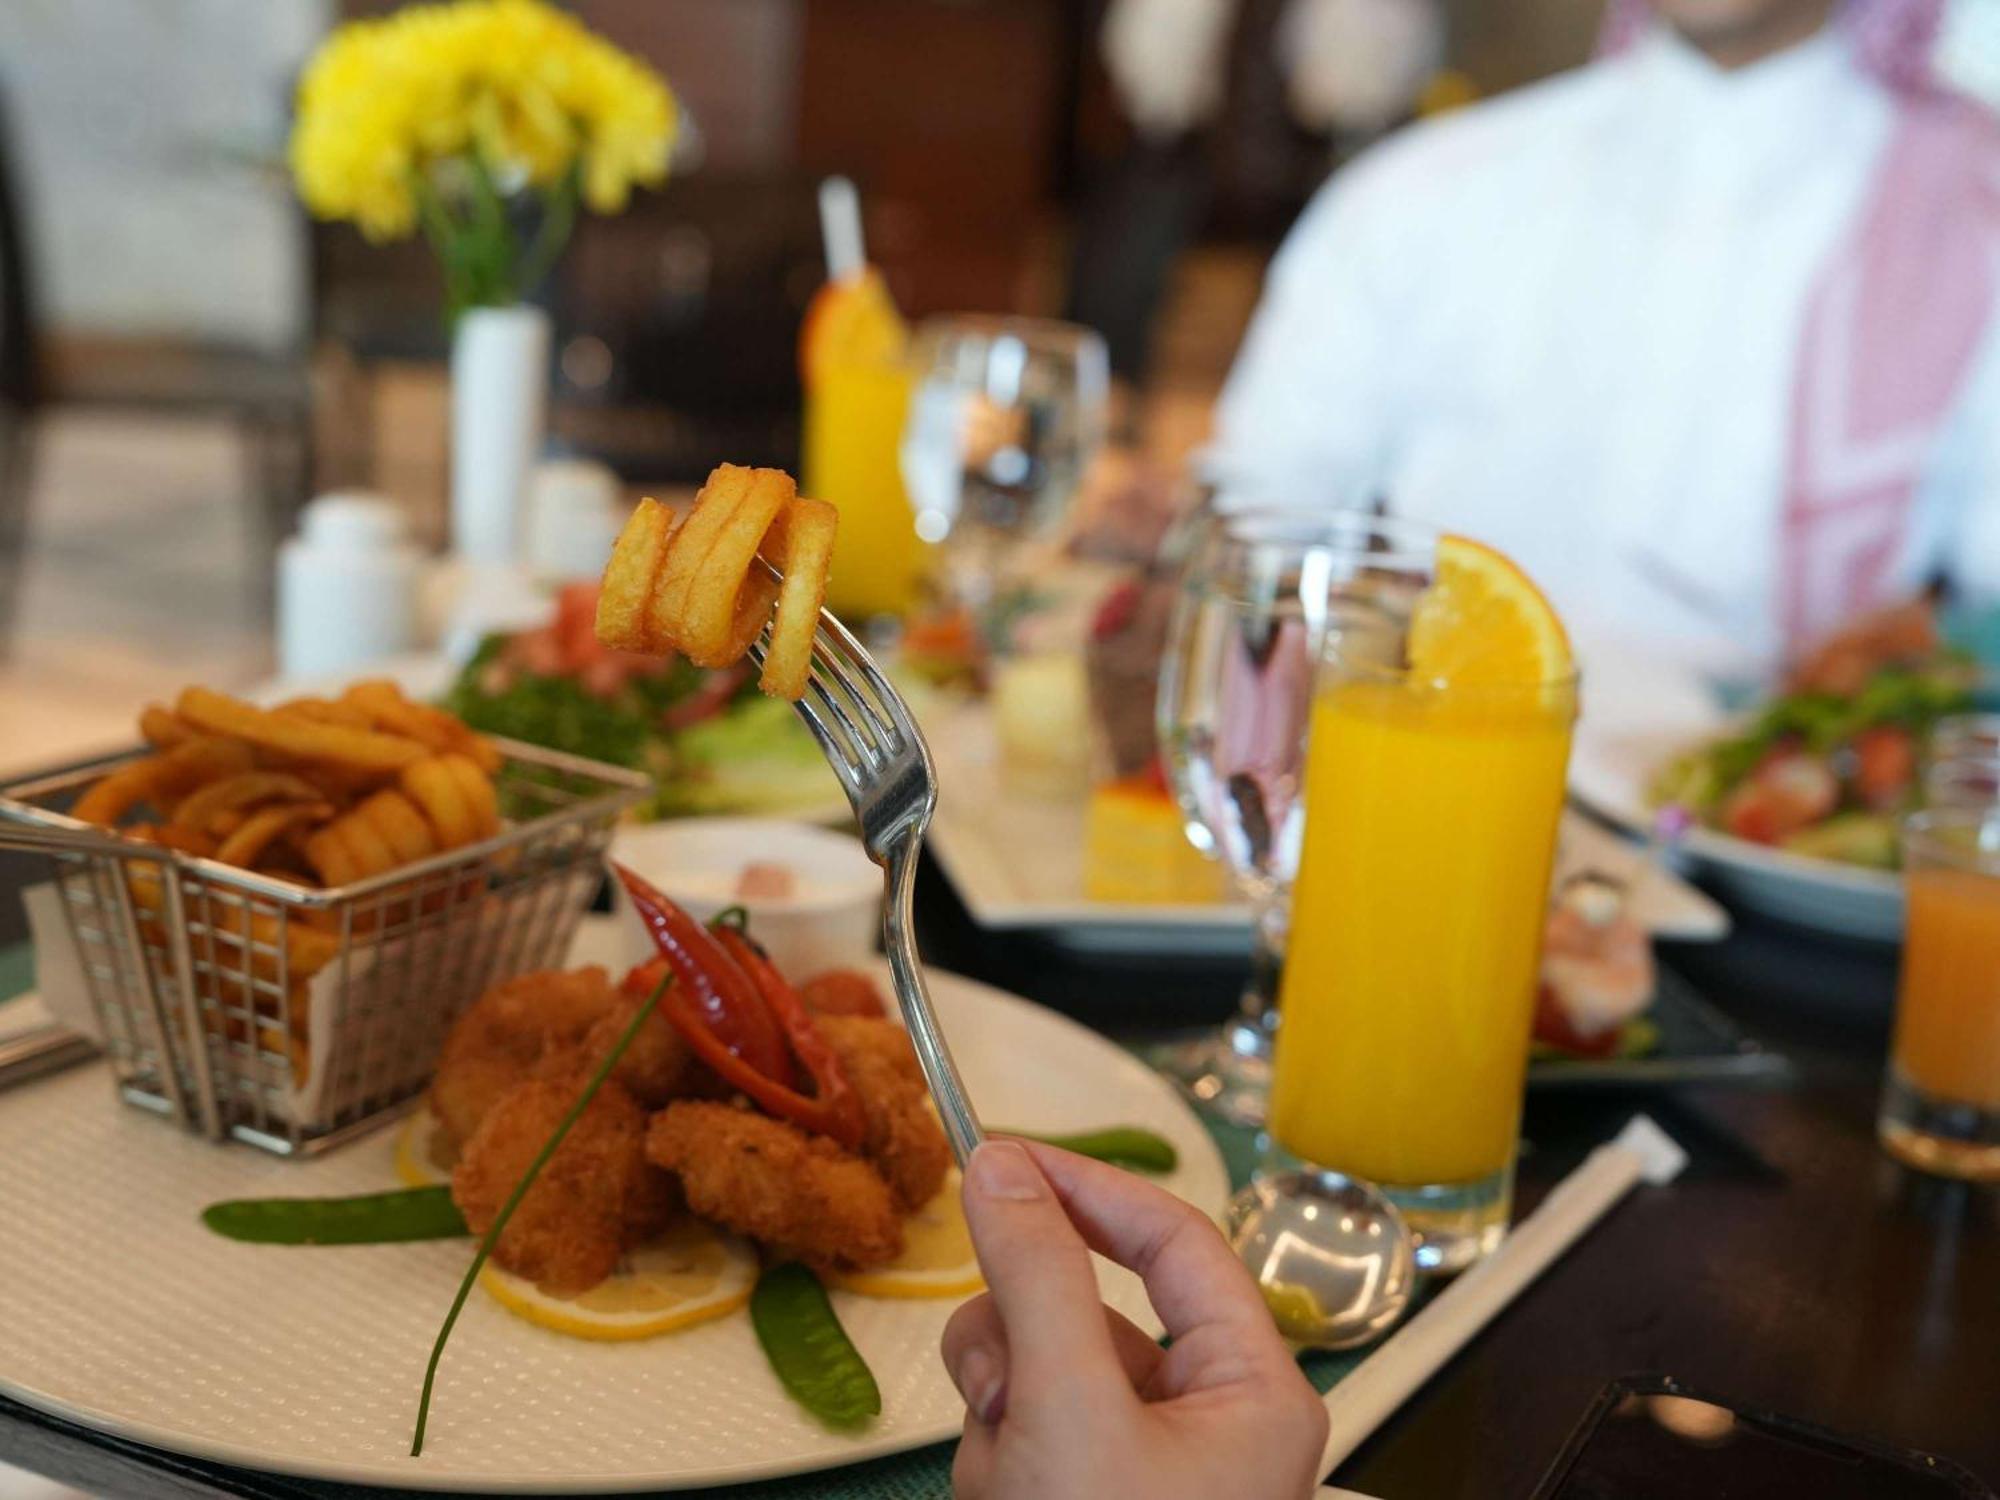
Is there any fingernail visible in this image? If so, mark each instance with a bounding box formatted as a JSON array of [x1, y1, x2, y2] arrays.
[[955, 1345, 1006, 1425], [969, 1141, 1045, 1202]]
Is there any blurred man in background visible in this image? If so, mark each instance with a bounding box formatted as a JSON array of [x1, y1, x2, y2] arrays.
[[1214, 0, 2000, 687]]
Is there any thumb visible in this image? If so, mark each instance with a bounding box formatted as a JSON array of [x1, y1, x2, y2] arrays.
[[960, 1140, 1127, 1400]]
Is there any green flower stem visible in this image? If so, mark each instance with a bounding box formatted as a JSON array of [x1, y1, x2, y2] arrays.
[[515, 166, 579, 297], [413, 157, 577, 323], [409, 973, 671, 1457]]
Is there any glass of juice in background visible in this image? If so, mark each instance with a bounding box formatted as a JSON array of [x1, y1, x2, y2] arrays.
[[800, 269, 930, 621], [1269, 537, 1577, 1272], [1878, 807, 2000, 1181]]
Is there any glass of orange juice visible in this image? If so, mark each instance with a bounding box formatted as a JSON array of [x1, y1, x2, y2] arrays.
[[1878, 807, 2000, 1181], [801, 270, 930, 621], [1269, 535, 1578, 1272]]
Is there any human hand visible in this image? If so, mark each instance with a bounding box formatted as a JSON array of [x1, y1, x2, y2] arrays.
[[941, 1139, 1328, 1500]]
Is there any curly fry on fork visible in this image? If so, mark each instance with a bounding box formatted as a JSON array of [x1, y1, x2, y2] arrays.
[[593, 464, 839, 701]]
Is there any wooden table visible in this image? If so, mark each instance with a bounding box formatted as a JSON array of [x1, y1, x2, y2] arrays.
[[0, 855, 1994, 1499]]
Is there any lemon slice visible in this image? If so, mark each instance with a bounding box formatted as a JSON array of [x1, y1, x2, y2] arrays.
[[829, 1173, 985, 1299], [393, 1105, 456, 1189], [1406, 535, 1573, 686], [481, 1218, 759, 1341]]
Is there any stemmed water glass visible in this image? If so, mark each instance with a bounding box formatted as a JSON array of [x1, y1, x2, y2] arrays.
[[1153, 505, 1428, 1125], [898, 315, 1109, 608]]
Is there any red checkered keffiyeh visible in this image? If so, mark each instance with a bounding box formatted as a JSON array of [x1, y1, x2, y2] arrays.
[[1597, 0, 1999, 657]]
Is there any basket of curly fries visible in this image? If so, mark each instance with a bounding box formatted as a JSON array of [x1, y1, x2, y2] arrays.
[[0, 681, 650, 1155]]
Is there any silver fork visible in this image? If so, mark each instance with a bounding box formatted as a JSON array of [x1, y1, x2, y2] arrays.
[[747, 607, 985, 1166]]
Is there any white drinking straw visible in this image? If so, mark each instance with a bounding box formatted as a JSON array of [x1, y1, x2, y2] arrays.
[[1316, 1115, 1689, 1485], [818, 176, 866, 283]]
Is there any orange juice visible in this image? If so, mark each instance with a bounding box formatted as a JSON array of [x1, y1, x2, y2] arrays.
[[1892, 868, 2000, 1111], [1269, 675, 1575, 1187], [804, 358, 928, 619], [800, 271, 928, 619]]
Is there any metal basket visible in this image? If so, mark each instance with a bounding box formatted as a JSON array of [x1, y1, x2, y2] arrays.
[[0, 740, 650, 1155]]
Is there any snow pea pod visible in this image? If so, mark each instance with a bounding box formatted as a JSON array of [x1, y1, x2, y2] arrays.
[[751, 1262, 881, 1430], [1009, 1127, 1178, 1174], [201, 1185, 469, 1245]]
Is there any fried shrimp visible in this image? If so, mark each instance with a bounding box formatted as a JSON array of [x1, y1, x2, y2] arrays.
[[814, 1015, 951, 1213], [646, 1100, 903, 1272], [452, 1076, 672, 1295], [429, 966, 621, 1146], [553, 989, 701, 1109]]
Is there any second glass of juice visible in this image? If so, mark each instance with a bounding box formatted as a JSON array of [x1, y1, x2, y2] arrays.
[[1271, 629, 1577, 1272], [1878, 807, 2000, 1181]]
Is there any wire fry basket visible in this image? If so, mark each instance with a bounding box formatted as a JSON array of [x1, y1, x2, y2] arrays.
[[0, 740, 650, 1156]]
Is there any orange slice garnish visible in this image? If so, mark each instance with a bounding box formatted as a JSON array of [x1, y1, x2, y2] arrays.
[[1406, 535, 1573, 686], [799, 268, 907, 385]]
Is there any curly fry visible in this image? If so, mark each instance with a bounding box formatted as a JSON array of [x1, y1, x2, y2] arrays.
[[139, 705, 195, 749], [653, 465, 794, 666], [170, 771, 322, 832], [71, 737, 255, 827], [274, 696, 374, 730], [756, 495, 837, 700], [594, 466, 837, 700], [177, 686, 425, 776], [215, 802, 334, 869], [440, 754, 501, 839], [301, 825, 360, 888], [342, 680, 503, 775], [400, 756, 481, 849], [351, 789, 439, 865], [596, 497, 678, 655]]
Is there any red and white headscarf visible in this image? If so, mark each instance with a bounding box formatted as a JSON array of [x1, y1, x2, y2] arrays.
[[1603, 0, 2000, 656]]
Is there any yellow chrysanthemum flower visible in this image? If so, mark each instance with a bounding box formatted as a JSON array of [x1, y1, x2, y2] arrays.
[[289, 0, 675, 259]]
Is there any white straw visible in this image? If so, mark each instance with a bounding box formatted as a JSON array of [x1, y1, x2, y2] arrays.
[[1316, 1116, 1687, 1484], [818, 176, 866, 282]]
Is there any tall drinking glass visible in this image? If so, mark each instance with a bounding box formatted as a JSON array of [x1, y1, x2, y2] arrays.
[[1154, 508, 1430, 1126], [1878, 808, 2000, 1181], [1270, 548, 1577, 1272], [804, 347, 928, 621], [899, 315, 1109, 607]]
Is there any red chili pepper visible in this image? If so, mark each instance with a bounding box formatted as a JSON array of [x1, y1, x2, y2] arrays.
[[712, 924, 867, 1151], [613, 864, 863, 1149], [613, 864, 794, 1088]]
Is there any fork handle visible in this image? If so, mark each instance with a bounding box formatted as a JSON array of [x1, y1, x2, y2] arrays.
[[882, 832, 984, 1166]]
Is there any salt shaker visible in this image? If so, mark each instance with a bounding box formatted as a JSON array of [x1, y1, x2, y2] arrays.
[[277, 492, 421, 678], [524, 457, 623, 582]]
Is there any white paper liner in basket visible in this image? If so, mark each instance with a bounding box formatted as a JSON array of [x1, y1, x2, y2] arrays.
[[27, 871, 593, 1130]]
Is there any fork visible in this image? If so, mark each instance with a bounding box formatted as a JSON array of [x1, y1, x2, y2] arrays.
[[747, 606, 985, 1167]]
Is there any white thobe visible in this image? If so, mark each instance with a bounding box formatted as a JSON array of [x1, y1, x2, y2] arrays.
[[1214, 26, 2000, 687]]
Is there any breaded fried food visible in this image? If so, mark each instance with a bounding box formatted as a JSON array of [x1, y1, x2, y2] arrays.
[[550, 989, 699, 1109], [814, 1015, 951, 1213], [429, 966, 621, 1146], [452, 1076, 670, 1295], [479, 965, 621, 1047], [431, 1040, 532, 1154], [647, 1100, 903, 1272]]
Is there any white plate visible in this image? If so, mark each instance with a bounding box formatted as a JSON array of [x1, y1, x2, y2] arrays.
[[925, 702, 1729, 950], [0, 960, 1228, 1493], [1570, 692, 1903, 944]]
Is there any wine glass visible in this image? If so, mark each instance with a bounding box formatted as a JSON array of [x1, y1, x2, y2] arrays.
[[1154, 504, 1431, 1125], [899, 315, 1109, 607]]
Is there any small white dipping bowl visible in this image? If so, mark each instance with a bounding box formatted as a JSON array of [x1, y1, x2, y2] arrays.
[[608, 817, 881, 981]]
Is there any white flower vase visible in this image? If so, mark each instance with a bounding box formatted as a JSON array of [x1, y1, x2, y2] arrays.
[[450, 303, 551, 565]]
